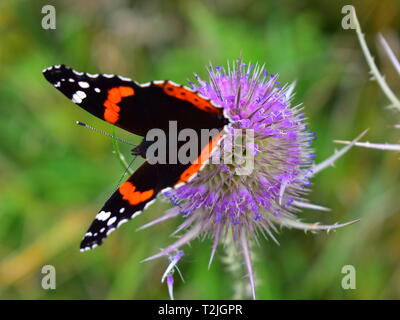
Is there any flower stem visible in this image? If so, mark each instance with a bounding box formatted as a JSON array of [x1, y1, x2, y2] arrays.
[[111, 127, 133, 174], [223, 231, 256, 299], [352, 10, 400, 111]]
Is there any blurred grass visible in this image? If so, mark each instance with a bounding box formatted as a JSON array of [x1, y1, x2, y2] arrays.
[[1, 0, 400, 299]]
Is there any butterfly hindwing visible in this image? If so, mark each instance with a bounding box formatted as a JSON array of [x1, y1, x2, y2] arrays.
[[80, 162, 187, 250], [80, 131, 225, 251]]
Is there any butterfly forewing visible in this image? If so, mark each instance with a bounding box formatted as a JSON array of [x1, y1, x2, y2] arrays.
[[43, 65, 225, 137]]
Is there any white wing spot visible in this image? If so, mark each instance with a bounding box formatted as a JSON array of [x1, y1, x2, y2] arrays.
[[96, 211, 111, 221], [78, 81, 90, 88], [68, 78, 75, 82], [183, 85, 194, 92], [107, 216, 117, 226], [76, 90, 86, 99], [117, 219, 128, 227], [168, 80, 179, 86], [119, 208, 125, 213], [72, 93, 82, 104], [144, 199, 156, 210], [118, 75, 131, 81], [86, 73, 99, 78], [103, 74, 114, 78], [131, 211, 142, 219], [94, 88, 101, 93]]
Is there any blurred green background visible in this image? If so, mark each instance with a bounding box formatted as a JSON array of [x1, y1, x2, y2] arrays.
[[1, 0, 400, 299]]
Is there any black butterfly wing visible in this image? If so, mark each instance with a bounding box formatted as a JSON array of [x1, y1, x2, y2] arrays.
[[43, 65, 225, 137], [80, 163, 188, 251], [80, 131, 225, 251]]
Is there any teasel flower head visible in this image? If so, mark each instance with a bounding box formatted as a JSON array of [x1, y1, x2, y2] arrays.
[[141, 60, 360, 299]]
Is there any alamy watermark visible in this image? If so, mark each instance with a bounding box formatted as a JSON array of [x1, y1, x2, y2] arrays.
[[41, 5, 56, 30], [41, 265, 56, 290], [341, 265, 356, 290], [135, 121, 255, 175], [341, 5, 356, 30]]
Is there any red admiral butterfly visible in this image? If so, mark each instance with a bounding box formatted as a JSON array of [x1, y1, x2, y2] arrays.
[[43, 65, 229, 251]]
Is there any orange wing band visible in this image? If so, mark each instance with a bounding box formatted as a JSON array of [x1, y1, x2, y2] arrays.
[[155, 82, 221, 115], [119, 181, 154, 205], [104, 86, 135, 123], [178, 131, 224, 184]]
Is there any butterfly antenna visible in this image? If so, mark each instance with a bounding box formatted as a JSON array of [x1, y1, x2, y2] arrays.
[[76, 121, 135, 146]]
